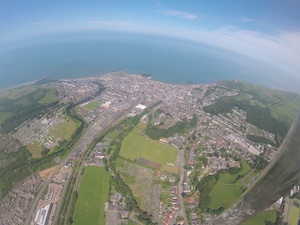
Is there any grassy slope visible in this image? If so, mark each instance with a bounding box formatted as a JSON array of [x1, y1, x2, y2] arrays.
[[73, 166, 110, 225], [0, 87, 58, 125], [208, 159, 251, 210], [222, 81, 300, 127], [241, 211, 276, 225]]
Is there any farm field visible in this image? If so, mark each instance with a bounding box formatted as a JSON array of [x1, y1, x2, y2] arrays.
[[84, 101, 101, 110], [241, 211, 276, 225], [73, 166, 110, 225], [120, 123, 179, 173], [208, 159, 251, 210]]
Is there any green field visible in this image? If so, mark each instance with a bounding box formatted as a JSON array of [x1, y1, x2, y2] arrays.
[[27, 141, 43, 158], [84, 101, 101, 110], [106, 129, 121, 140], [120, 123, 179, 173], [241, 211, 276, 225], [48, 116, 77, 142], [73, 166, 110, 225], [38, 89, 58, 104], [27, 116, 77, 158], [288, 199, 300, 225], [208, 159, 251, 210], [126, 221, 138, 225], [5, 86, 37, 100], [0, 112, 13, 124]]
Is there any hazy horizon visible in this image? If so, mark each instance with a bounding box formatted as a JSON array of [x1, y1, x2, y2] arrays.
[[0, 1, 299, 93]]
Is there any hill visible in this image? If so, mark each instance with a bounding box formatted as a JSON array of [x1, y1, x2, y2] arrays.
[[203, 81, 300, 143]]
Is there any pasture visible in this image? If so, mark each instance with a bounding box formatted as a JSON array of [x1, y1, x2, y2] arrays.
[[241, 211, 276, 225], [73, 166, 110, 225], [208, 159, 251, 210], [38, 89, 58, 104], [120, 123, 179, 173]]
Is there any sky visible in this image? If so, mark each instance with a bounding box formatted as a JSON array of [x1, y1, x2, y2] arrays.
[[0, 0, 300, 90]]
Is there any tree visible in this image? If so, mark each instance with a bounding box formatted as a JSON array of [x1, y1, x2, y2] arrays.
[[41, 148, 50, 156]]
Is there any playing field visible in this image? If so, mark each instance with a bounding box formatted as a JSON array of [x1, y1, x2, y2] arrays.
[[208, 159, 251, 210], [120, 123, 179, 173], [84, 101, 101, 110], [73, 166, 110, 225], [241, 211, 276, 225]]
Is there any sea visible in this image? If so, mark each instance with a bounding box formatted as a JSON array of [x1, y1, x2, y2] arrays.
[[0, 32, 285, 91]]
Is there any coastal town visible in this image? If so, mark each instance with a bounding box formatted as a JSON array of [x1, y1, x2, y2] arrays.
[[0, 71, 298, 225]]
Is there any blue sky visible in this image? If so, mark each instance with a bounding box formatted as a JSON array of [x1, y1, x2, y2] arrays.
[[1, 0, 300, 88]]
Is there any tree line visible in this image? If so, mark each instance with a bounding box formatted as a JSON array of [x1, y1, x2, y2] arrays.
[[145, 114, 197, 140]]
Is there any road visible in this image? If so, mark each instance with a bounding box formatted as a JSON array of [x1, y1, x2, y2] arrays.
[[25, 96, 145, 225], [177, 148, 189, 224], [24, 119, 91, 225], [59, 97, 145, 225]]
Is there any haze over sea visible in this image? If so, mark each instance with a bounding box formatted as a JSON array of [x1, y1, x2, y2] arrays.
[[0, 33, 288, 92]]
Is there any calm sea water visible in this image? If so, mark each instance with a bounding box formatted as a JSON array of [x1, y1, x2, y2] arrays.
[[0, 33, 278, 90]]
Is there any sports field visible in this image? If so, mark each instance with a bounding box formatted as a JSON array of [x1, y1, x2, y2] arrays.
[[241, 211, 276, 225], [73, 166, 110, 225], [120, 123, 179, 173], [84, 101, 101, 110], [208, 159, 251, 210]]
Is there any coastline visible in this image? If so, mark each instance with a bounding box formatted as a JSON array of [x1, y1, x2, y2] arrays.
[[0, 79, 42, 92]]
